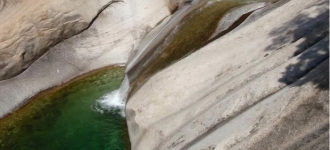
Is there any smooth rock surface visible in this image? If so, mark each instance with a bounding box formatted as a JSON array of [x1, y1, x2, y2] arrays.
[[126, 0, 329, 149], [0, 0, 118, 80], [0, 0, 171, 118]]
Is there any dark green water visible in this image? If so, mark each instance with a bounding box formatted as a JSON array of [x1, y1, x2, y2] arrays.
[[0, 66, 129, 150]]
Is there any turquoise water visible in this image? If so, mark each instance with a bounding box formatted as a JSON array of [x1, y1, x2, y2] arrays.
[[0, 66, 129, 150]]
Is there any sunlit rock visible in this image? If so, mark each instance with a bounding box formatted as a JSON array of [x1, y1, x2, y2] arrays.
[[0, 0, 119, 80], [126, 0, 329, 149]]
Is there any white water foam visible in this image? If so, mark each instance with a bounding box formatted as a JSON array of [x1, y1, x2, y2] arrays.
[[92, 76, 129, 117]]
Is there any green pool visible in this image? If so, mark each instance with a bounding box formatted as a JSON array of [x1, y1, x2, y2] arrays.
[[0, 66, 129, 150]]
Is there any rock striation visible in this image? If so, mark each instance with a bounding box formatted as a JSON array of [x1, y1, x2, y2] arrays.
[[0, 0, 122, 80], [126, 0, 329, 149]]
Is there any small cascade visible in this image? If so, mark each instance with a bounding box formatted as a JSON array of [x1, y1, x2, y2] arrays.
[[92, 76, 129, 117]]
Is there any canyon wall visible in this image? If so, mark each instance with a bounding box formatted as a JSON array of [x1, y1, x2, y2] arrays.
[[125, 0, 329, 149], [0, 0, 328, 149]]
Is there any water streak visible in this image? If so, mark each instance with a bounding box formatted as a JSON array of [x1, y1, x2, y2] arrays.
[[93, 76, 129, 117], [93, 0, 209, 116], [126, 0, 208, 74]]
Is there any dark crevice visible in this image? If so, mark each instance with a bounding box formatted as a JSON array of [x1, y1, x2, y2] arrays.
[[85, 0, 123, 30], [240, 0, 290, 26], [170, 5, 179, 14], [208, 5, 265, 42]]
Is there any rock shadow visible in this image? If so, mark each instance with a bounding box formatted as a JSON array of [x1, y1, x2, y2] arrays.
[[265, 0, 329, 90]]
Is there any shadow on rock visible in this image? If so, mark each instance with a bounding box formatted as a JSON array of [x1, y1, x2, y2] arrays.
[[265, 0, 329, 90]]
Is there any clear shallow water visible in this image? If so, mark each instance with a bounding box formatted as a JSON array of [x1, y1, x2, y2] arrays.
[[0, 66, 129, 150]]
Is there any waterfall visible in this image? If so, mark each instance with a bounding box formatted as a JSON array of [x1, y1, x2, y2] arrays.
[[92, 76, 129, 117], [125, 0, 208, 74], [91, 0, 208, 117]]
